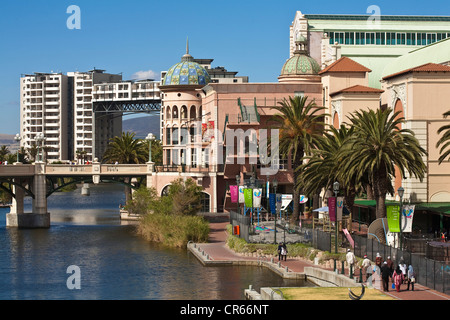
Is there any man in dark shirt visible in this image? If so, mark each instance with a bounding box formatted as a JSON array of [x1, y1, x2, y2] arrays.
[[380, 261, 391, 292]]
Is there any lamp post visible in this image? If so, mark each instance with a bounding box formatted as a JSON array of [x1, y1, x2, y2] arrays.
[[333, 181, 340, 254], [273, 178, 278, 244], [145, 133, 156, 163], [398, 186, 404, 251], [14, 133, 21, 163], [35, 132, 45, 162]]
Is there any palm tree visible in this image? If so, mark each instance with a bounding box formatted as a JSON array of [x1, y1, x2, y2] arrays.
[[270, 95, 326, 222], [299, 125, 361, 213], [102, 132, 147, 164], [342, 108, 427, 219], [436, 110, 450, 164]]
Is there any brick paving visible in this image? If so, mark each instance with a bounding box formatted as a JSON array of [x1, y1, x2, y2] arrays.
[[194, 220, 450, 300]]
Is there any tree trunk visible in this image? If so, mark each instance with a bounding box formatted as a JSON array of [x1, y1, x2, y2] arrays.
[[372, 167, 388, 219], [291, 150, 304, 223]]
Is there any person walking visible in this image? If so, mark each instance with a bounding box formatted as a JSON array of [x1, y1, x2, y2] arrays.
[[386, 256, 394, 277], [361, 255, 372, 282], [407, 265, 415, 291], [281, 243, 288, 261], [392, 266, 404, 292], [277, 243, 283, 261], [346, 249, 356, 276], [375, 252, 382, 269], [381, 261, 391, 292], [399, 258, 407, 282]]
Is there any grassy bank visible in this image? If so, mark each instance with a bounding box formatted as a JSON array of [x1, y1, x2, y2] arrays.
[[137, 213, 210, 248]]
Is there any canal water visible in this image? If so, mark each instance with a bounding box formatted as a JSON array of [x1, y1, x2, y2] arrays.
[[0, 183, 309, 300]]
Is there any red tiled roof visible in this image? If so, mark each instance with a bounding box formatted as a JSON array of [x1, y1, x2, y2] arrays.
[[382, 63, 450, 80], [319, 56, 372, 74], [329, 85, 384, 97]]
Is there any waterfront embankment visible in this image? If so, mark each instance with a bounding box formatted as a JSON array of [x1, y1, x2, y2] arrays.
[[188, 219, 450, 300]]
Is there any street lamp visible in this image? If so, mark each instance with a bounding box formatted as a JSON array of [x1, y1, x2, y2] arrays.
[[14, 133, 21, 163], [145, 133, 156, 163], [35, 132, 45, 162], [273, 178, 278, 244], [398, 186, 404, 250], [333, 181, 340, 255]]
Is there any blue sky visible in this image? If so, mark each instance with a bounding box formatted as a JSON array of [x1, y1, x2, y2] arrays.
[[0, 0, 449, 134]]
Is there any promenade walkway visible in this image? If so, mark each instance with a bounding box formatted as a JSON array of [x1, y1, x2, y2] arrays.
[[191, 219, 450, 301]]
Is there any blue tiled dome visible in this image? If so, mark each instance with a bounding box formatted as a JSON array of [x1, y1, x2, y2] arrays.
[[163, 41, 211, 86], [163, 60, 211, 86]]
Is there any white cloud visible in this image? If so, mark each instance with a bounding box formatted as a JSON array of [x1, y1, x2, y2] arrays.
[[131, 69, 160, 81]]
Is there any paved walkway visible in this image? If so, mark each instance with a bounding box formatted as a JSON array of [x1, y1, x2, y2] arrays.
[[192, 220, 450, 301]]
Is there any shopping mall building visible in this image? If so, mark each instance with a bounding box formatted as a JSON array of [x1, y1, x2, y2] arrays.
[[149, 11, 450, 233]]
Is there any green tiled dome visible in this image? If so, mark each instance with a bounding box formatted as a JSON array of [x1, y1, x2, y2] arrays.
[[281, 53, 321, 76]]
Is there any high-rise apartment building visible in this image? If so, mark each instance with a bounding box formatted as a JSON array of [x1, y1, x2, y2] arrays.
[[20, 72, 69, 161], [20, 69, 122, 163]]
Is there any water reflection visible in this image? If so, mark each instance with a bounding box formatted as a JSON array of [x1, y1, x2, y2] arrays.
[[0, 184, 310, 300]]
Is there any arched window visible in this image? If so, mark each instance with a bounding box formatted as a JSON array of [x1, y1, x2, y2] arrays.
[[200, 192, 210, 212], [161, 185, 171, 197], [181, 106, 187, 119], [166, 106, 171, 120], [172, 105, 178, 119], [190, 105, 196, 120]]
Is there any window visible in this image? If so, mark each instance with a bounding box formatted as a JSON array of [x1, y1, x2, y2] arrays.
[[334, 32, 344, 44], [355, 32, 365, 45], [407, 33, 416, 45], [396, 33, 406, 45], [345, 32, 354, 45], [200, 192, 210, 212], [166, 127, 171, 145], [365, 32, 375, 45], [386, 33, 396, 45], [427, 33, 436, 45], [172, 127, 179, 145], [376, 32, 385, 45]]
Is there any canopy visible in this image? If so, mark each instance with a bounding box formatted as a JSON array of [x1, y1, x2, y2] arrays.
[[313, 206, 328, 212]]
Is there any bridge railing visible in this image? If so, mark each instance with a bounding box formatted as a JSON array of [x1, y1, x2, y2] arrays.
[[0, 164, 35, 176]]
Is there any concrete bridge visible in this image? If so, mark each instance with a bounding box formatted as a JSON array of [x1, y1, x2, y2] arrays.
[[0, 161, 155, 228]]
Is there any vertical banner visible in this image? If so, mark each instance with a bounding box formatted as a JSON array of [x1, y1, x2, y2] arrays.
[[336, 197, 344, 221], [269, 193, 276, 213], [299, 195, 308, 204], [244, 188, 253, 207], [328, 197, 336, 221], [266, 181, 269, 198], [386, 205, 400, 232], [401, 205, 415, 232], [253, 188, 262, 208], [238, 186, 245, 204], [230, 185, 238, 203]]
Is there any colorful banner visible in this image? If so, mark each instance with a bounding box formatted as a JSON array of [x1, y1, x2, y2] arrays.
[[266, 181, 269, 198], [269, 193, 276, 213], [230, 185, 238, 203], [328, 197, 336, 221], [299, 195, 308, 204], [401, 204, 415, 233], [253, 188, 262, 208], [386, 205, 400, 232], [238, 186, 245, 204], [244, 188, 253, 207], [337, 197, 344, 221]]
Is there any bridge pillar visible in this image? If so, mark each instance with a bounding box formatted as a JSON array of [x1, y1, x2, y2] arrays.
[[6, 162, 50, 228]]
